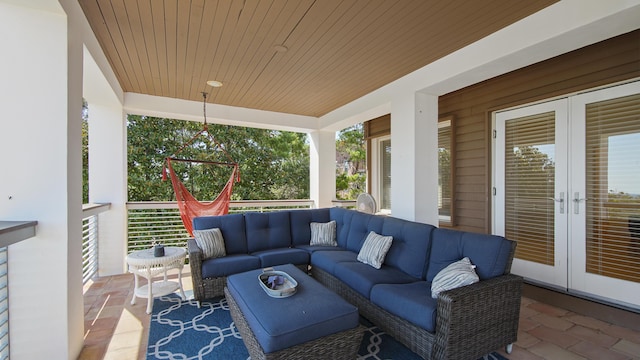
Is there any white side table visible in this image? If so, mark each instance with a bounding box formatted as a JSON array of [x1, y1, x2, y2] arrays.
[[127, 246, 187, 314]]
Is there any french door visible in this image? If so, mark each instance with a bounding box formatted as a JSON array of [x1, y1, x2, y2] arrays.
[[494, 81, 640, 309]]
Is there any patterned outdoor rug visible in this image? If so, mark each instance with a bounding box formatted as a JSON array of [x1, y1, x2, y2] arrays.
[[147, 294, 509, 360]]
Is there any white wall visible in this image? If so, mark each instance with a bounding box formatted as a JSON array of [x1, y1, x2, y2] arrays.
[[0, 1, 84, 358]]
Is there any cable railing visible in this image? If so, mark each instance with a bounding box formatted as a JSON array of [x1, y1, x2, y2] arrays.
[[126, 200, 315, 253], [0, 220, 37, 360], [82, 203, 110, 285]]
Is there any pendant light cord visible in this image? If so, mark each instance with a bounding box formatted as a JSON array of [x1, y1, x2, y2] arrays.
[[202, 91, 208, 129]]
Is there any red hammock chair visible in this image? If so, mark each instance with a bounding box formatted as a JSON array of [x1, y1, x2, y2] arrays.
[[163, 115, 240, 236], [165, 157, 239, 236]]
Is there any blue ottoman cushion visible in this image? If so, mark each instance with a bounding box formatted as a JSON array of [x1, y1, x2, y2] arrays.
[[226, 264, 359, 353]]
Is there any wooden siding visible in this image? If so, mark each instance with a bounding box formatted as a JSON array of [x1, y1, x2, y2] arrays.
[[364, 114, 391, 195], [439, 29, 640, 234]]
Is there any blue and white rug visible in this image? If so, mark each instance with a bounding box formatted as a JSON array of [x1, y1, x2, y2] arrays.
[[147, 294, 508, 360]]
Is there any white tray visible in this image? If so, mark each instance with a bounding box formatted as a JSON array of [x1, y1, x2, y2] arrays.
[[258, 268, 298, 298]]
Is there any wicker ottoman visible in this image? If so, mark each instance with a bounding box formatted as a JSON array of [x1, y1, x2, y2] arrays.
[[225, 264, 364, 360]]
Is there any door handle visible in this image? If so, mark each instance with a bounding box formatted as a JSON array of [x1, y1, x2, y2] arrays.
[[547, 192, 564, 214], [573, 192, 588, 214]]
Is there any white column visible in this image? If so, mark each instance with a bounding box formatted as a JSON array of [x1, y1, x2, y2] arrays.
[[0, 1, 84, 359], [390, 92, 439, 224], [87, 104, 127, 275], [309, 130, 336, 208], [84, 47, 127, 276]]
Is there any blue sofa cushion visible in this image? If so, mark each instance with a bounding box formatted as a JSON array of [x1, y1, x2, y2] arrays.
[[244, 212, 292, 253], [201, 254, 261, 278], [289, 208, 331, 246], [381, 217, 434, 279], [329, 207, 354, 248], [370, 282, 437, 332], [252, 248, 310, 268], [226, 264, 359, 354], [426, 228, 513, 281], [295, 244, 343, 254], [332, 261, 417, 299], [310, 249, 358, 275], [344, 211, 384, 252], [193, 214, 248, 255]]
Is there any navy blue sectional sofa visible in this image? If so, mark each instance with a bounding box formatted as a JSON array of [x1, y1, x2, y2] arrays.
[[187, 207, 522, 360]]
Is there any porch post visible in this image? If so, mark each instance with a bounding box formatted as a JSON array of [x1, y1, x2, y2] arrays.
[[0, 1, 84, 358], [86, 104, 127, 275], [390, 92, 439, 224], [309, 130, 336, 208], [84, 47, 128, 276]]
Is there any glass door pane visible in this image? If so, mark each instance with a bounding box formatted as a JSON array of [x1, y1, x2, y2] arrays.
[[495, 99, 568, 288], [570, 81, 640, 309], [505, 111, 556, 265], [585, 93, 640, 283]]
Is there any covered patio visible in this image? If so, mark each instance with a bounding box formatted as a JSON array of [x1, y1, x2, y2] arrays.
[[1, 0, 639, 359]]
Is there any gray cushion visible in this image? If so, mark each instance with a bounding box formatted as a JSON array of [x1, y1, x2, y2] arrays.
[[310, 221, 337, 246], [431, 257, 479, 298], [357, 231, 393, 269], [193, 228, 226, 259]]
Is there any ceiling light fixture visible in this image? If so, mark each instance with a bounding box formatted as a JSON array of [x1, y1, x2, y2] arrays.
[[273, 45, 288, 53], [206, 80, 223, 88]]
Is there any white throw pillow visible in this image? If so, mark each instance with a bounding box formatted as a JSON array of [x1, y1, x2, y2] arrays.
[[357, 231, 393, 269], [431, 257, 479, 299], [310, 221, 337, 246], [193, 228, 227, 259]]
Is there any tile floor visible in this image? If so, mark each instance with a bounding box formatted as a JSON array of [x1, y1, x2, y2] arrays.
[[79, 271, 640, 360]]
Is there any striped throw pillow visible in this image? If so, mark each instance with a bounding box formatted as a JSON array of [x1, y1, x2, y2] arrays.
[[310, 221, 337, 246], [357, 231, 393, 269], [431, 257, 479, 298], [193, 228, 227, 259]]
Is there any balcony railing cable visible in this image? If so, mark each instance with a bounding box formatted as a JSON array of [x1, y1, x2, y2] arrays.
[[126, 200, 315, 253], [82, 203, 110, 284]]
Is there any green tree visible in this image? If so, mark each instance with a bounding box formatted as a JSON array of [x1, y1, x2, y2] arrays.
[[82, 99, 89, 203], [335, 124, 366, 200], [127, 115, 309, 201]]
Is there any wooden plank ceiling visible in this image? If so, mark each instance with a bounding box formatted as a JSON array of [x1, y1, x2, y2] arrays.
[[79, 0, 558, 117]]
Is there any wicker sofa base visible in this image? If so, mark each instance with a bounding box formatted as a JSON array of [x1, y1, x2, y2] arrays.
[[224, 286, 364, 360], [310, 267, 522, 360]]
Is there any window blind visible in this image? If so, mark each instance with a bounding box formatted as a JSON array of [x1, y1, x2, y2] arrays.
[[381, 139, 391, 210], [505, 112, 556, 265], [438, 121, 452, 221], [585, 93, 640, 283]]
